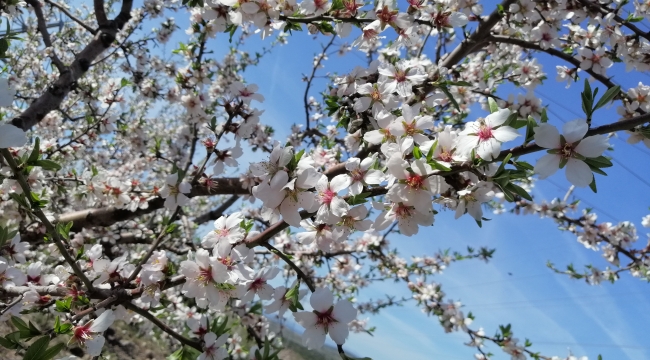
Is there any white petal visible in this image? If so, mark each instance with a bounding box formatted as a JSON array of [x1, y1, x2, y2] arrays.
[[332, 300, 357, 323], [565, 158, 593, 187], [294, 311, 317, 328], [330, 175, 352, 193], [575, 135, 608, 158], [562, 119, 588, 143], [492, 126, 520, 143], [303, 325, 327, 349], [534, 124, 560, 149], [485, 108, 511, 127], [534, 154, 561, 179], [90, 309, 115, 332], [329, 196, 349, 217], [328, 322, 350, 345], [310, 287, 333, 312], [85, 335, 106, 357]]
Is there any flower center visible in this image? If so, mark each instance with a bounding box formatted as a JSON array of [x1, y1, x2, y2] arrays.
[[319, 188, 335, 204], [314, 307, 337, 329], [560, 142, 575, 159], [350, 168, 365, 182], [438, 150, 453, 162], [74, 324, 93, 340], [477, 125, 493, 141], [250, 277, 266, 290], [405, 174, 425, 190], [395, 204, 413, 219], [394, 69, 407, 83], [198, 267, 213, 285]]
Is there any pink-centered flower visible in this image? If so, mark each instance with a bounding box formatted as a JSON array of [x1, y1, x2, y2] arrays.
[[71, 310, 115, 357], [315, 174, 351, 224], [293, 287, 358, 349], [534, 119, 609, 187], [457, 108, 519, 160]]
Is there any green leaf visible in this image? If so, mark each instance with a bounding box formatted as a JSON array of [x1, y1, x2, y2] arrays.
[[593, 85, 621, 111], [22, 336, 49, 360], [584, 156, 613, 168], [540, 108, 548, 123], [428, 160, 451, 171], [439, 85, 460, 112], [507, 183, 533, 201], [412, 146, 422, 159], [346, 192, 371, 205], [0, 336, 18, 349], [589, 176, 597, 193], [27, 138, 41, 164], [34, 160, 61, 171], [11, 316, 29, 333], [40, 343, 65, 360], [425, 140, 437, 161], [487, 97, 499, 114]]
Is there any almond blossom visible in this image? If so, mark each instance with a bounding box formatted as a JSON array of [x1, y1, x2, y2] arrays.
[[293, 287, 358, 349], [345, 155, 384, 195], [457, 108, 520, 160], [534, 119, 609, 187], [159, 173, 192, 210], [237, 266, 280, 302], [199, 332, 228, 360], [71, 310, 116, 357], [377, 60, 427, 98], [315, 174, 351, 224]]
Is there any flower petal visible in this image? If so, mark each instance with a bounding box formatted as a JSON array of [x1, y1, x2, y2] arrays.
[[565, 158, 593, 187], [534, 153, 561, 179], [575, 135, 608, 158], [562, 119, 588, 143], [534, 123, 560, 149]]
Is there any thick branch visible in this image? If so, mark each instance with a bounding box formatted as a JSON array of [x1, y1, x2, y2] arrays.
[[21, 178, 246, 244], [575, 0, 650, 42], [11, 0, 134, 131], [412, 0, 517, 102], [1, 149, 95, 292], [93, 0, 108, 26]]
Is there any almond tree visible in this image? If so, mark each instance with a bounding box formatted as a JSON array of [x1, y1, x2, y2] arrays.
[[0, 0, 649, 359]]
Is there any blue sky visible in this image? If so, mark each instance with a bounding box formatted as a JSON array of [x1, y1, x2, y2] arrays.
[[126, 3, 650, 359]]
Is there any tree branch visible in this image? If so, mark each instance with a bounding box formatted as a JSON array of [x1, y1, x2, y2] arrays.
[[44, 0, 96, 34], [26, 0, 66, 72], [123, 302, 202, 351], [11, 0, 134, 131]]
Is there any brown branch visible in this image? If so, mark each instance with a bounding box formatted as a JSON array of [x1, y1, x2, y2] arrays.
[[413, 0, 517, 103], [486, 35, 618, 89], [21, 178, 247, 244], [26, 0, 66, 71], [262, 242, 316, 292], [1, 149, 95, 292], [194, 194, 240, 225], [575, 0, 650, 42], [11, 0, 134, 131], [123, 302, 202, 351], [44, 0, 96, 34], [93, 0, 108, 26], [304, 36, 336, 130]]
